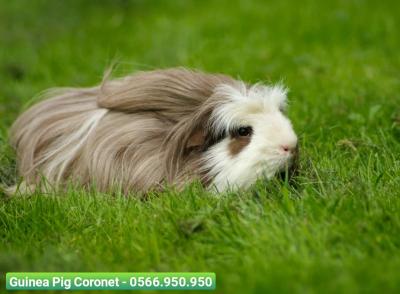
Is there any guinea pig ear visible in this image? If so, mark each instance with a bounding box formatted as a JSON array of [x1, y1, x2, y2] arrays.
[[187, 128, 206, 149]]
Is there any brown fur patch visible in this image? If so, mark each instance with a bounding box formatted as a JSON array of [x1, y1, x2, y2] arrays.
[[228, 136, 251, 156]]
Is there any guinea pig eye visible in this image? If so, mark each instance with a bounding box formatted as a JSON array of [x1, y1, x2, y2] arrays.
[[236, 126, 253, 137]]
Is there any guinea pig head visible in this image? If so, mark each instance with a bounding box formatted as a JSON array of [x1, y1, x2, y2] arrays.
[[187, 82, 298, 191]]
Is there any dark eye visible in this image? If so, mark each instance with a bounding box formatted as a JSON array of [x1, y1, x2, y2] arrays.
[[237, 126, 253, 137]]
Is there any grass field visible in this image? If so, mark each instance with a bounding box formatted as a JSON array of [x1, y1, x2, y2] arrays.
[[1, 0, 400, 293]]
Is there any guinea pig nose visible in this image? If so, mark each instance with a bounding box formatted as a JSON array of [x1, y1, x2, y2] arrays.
[[280, 144, 297, 153]]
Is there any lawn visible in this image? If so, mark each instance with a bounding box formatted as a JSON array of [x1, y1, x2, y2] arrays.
[[1, 0, 400, 293]]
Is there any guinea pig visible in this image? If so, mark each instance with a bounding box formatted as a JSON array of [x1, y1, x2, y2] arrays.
[[9, 68, 298, 194]]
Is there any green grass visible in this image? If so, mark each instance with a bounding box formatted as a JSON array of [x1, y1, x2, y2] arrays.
[[1, 0, 400, 293]]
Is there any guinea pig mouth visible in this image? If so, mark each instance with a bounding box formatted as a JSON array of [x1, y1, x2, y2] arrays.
[[278, 166, 295, 181], [277, 152, 299, 182]]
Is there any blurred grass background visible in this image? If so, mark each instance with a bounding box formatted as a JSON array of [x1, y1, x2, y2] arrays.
[[1, 0, 400, 293]]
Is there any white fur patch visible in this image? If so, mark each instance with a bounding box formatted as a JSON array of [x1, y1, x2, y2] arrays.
[[205, 82, 297, 191], [210, 82, 288, 134]]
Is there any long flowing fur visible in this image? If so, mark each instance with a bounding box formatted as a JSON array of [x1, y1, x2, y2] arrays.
[[9, 68, 236, 194]]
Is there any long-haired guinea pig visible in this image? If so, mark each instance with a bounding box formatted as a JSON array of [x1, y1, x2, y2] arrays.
[[9, 68, 298, 194]]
